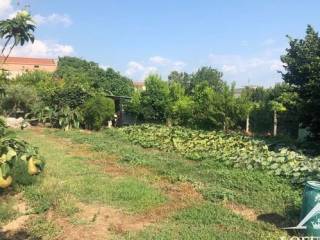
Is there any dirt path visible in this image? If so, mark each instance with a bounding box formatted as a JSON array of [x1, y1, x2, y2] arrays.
[[2, 127, 203, 240]]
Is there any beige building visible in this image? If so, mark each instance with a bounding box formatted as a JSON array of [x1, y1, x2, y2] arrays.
[[133, 82, 146, 91], [0, 56, 57, 78]]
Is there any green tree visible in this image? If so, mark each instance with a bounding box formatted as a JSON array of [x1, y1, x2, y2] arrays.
[[167, 81, 194, 126], [104, 68, 134, 96], [281, 25, 320, 139], [140, 75, 169, 122], [190, 67, 224, 93], [168, 71, 191, 93], [1, 84, 38, 116], [193, 84, 225, 130], [0, 11, 35, 64], [56, 57, 134, 96]]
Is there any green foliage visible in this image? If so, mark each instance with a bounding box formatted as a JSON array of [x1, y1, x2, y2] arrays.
[[56, 106, 83, 131], [104, 68, 134, 96], [190, 66, 225, 93], [192, 83, 238, 130], [140, 75, 170, 122], [168, 71, 191, 93], [56, 57, 134, 96], [14, 70, 61, 97], [82, 95, 115, 130], [47, 85, 92, 109], [26, 105, 82, 131], [122, 124, 320, 184], [0, 135, 44, 188], [170, 95, 194, 126], [281, 25, 320, 139], [0, 10, 35, 62], [1, 84, 38, 116]]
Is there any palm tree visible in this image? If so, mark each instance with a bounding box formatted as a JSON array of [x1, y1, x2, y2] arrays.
[[0, 11, 36, 65]]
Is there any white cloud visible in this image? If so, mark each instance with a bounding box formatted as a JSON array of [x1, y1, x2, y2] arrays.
[[172, 61, 186, 71], [33, 14, 72, 27], [0, 0, 72, 28], [222, 64, 238, 74], [126, 56, 187, 80], [125, 61, 158, 80], [3, 40, 74, 58], [149, 56, 186, 70], [0, 0, 13, 19], [125, 61, 144, 76], [269, 60, 283, 71], [99, 64, 111, 70], [149, 56, 170, 65], [208, 53, 284, 87]]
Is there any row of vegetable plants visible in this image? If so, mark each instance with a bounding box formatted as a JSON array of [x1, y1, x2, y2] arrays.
[[122, 124, 320, 184]]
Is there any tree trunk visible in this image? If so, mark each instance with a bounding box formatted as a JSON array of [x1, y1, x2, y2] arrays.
[[1, 37, 11, 56], [166, 117, 172, 127], [3, 43, 15, 65], [273, 110, 277, 136], [245, 114, 250, 134]]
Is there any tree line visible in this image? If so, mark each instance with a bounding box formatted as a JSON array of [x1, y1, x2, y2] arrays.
[[1, 10, 319, 140]]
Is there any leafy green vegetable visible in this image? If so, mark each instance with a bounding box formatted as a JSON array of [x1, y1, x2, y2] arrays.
[[122, 124, 320, 184]]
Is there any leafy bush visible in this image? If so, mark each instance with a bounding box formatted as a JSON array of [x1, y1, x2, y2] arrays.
[[1, 84, 38, 116], [122, 124, 320, 184], [82, 96, 115, 130], [56, 106, 83, 131], [47, 85, 91, 109], [140, 75, 170, 122], [26, 105, 82, 131]]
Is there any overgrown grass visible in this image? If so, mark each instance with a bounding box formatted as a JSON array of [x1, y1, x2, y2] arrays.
[[15, 129, 166, 215], [122, 203, 284, 240], [0, 126, 302, 239], [54, 128, 301, 215], [0, 199, 17, 225], [50, 128, 302, 238], [26, 216, 61, 240]]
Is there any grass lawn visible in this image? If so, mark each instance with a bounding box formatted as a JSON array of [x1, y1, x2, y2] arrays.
[[0, 127, 303, 239]]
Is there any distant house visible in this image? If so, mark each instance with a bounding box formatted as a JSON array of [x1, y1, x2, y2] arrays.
[[0, 56, 57, 78], [133, 82, 146, 91], [234, 85, 258, 97]]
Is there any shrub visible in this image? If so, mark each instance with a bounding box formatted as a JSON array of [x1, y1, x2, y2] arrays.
[[82, 96, 115, 130], [47, 85, 91, 109], [1, 84, 38, 117]]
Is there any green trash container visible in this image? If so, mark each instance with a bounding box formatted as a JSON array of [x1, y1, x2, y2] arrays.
[[300, 181, 320, 236]]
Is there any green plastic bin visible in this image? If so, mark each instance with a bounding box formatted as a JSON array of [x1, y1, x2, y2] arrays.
[[300, 181, 320, 236]]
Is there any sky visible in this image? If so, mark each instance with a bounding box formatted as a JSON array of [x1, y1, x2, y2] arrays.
[[1, 0, 320, 87]]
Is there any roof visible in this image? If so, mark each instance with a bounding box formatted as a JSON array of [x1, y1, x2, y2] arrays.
[[133, 82, 145, 87], [0, 56, 56, 66]]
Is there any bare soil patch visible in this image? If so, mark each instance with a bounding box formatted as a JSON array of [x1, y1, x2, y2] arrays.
[[0, 193, 34, 239], [224, 201, 258, 221]]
